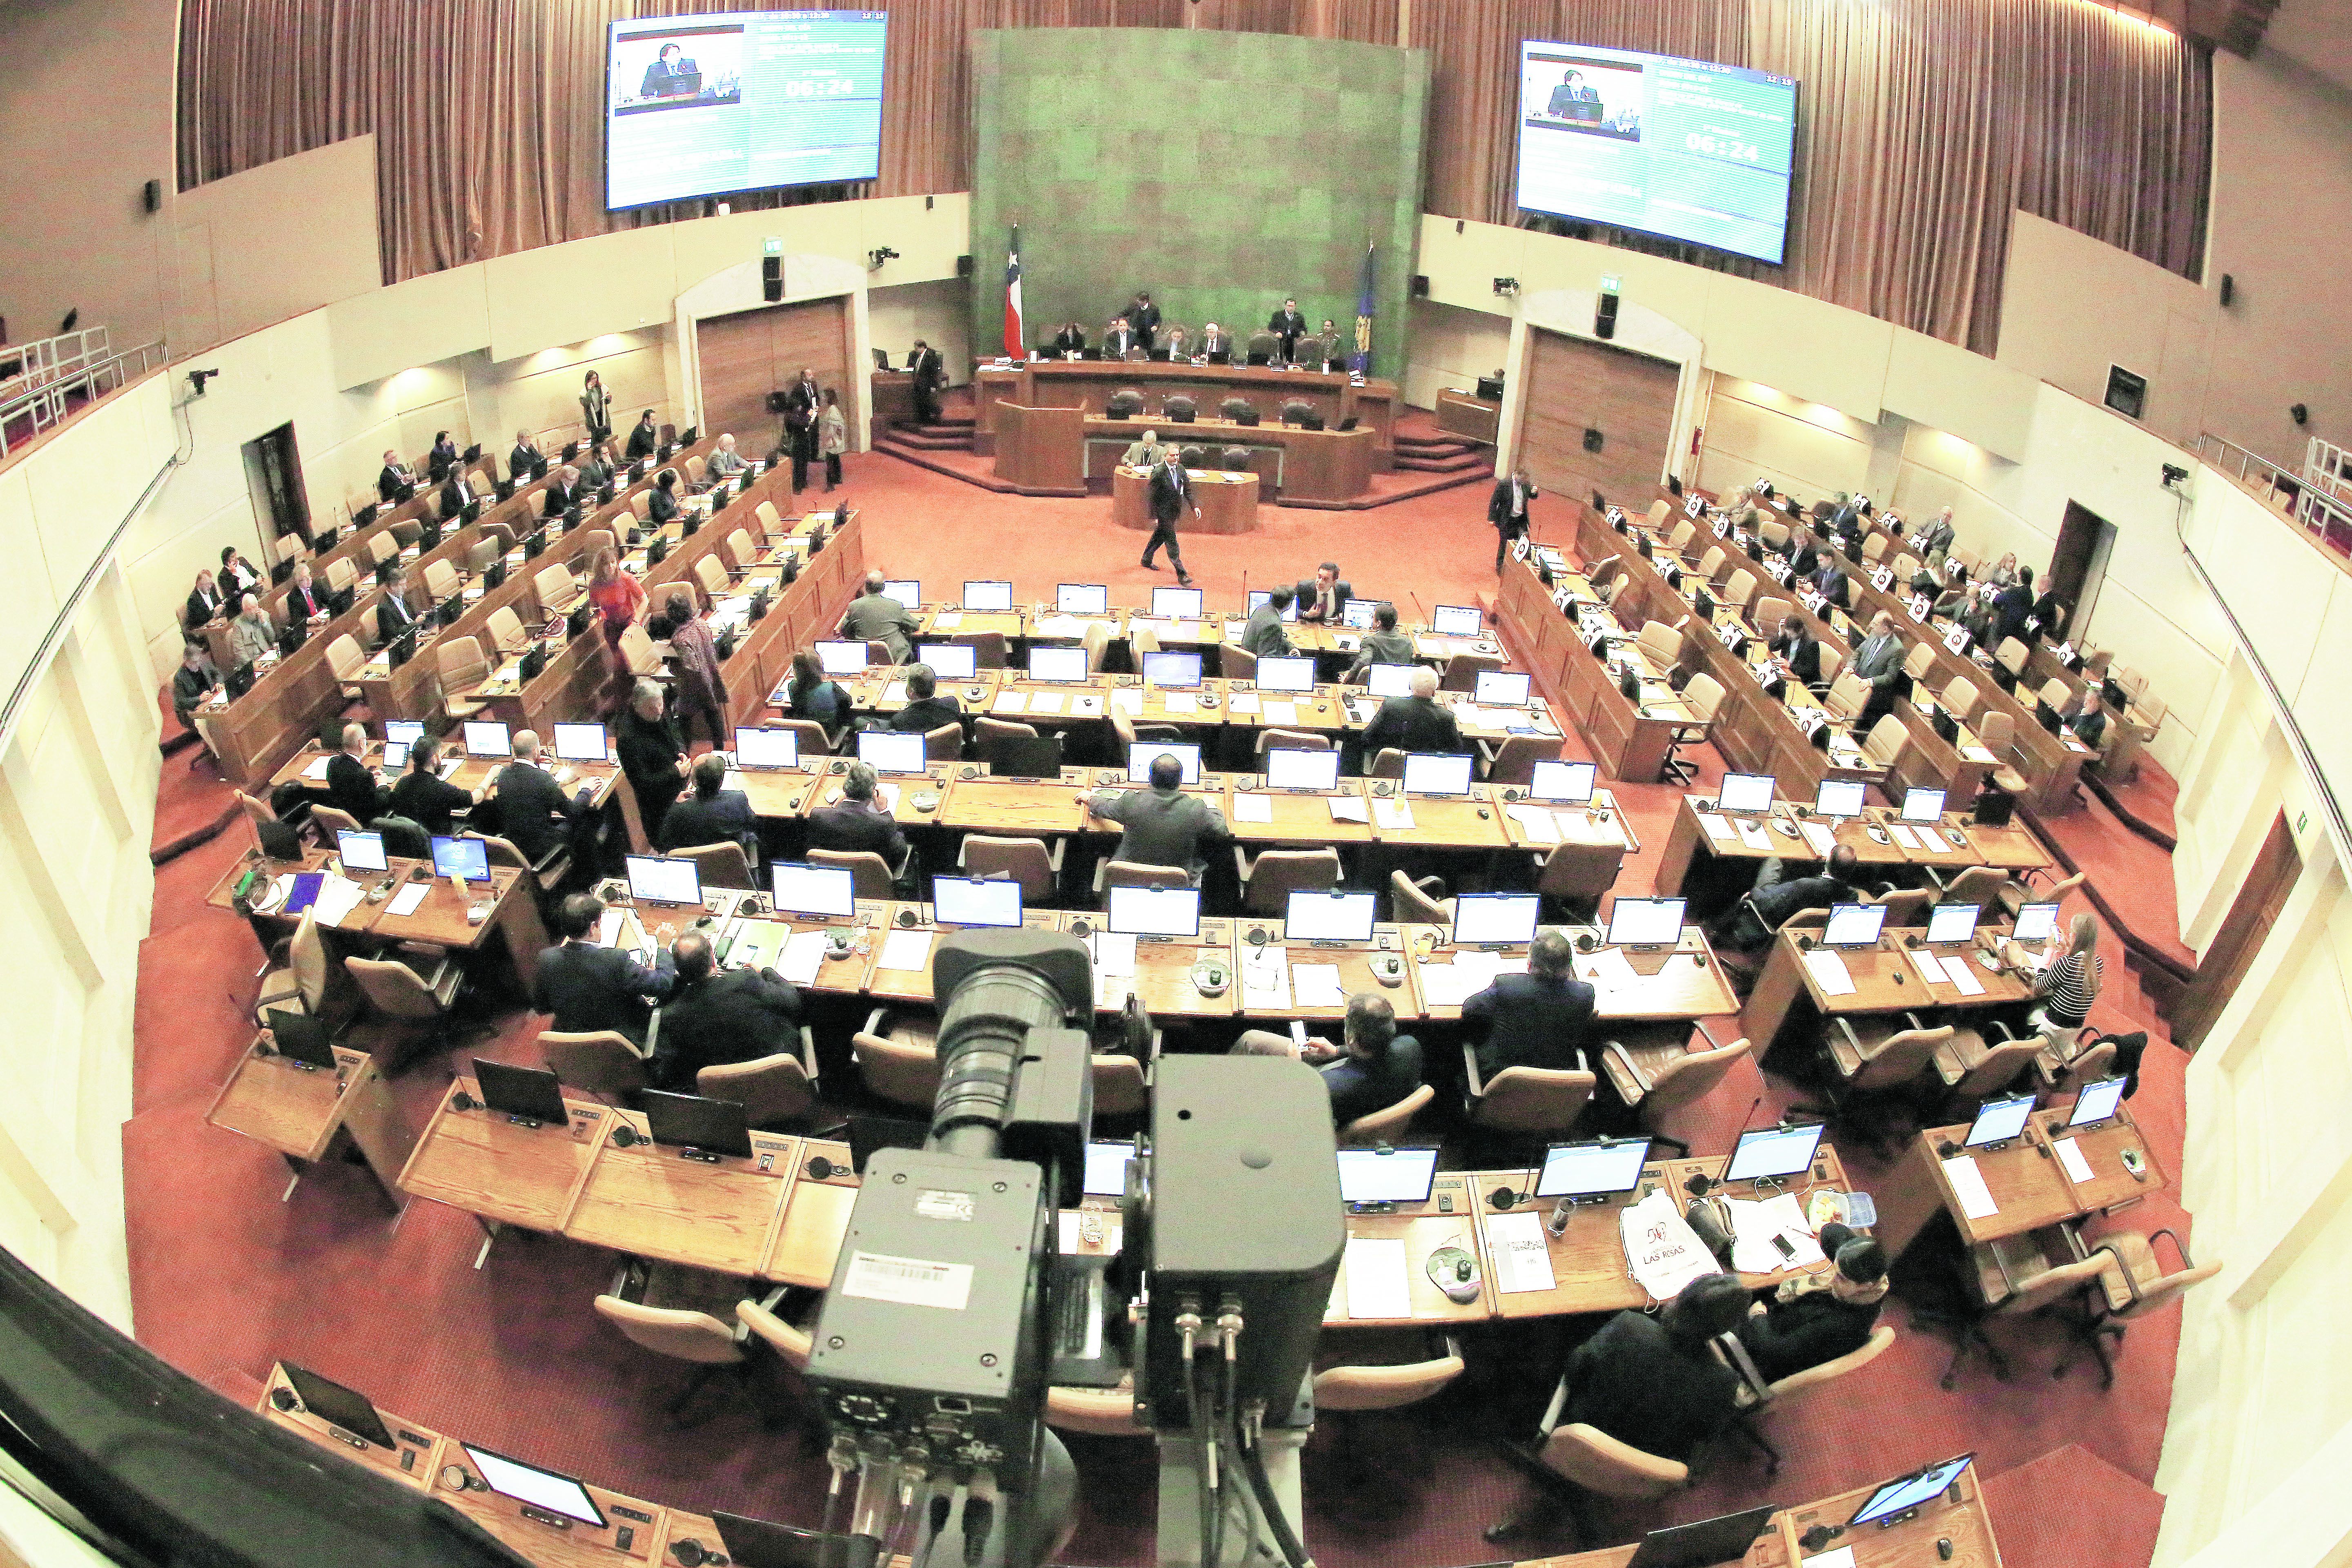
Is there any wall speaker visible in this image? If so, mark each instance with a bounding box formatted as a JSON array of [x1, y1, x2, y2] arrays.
[[2219, 272, 2235, 307], [1411, 274, 1430, 298], [1595, 292, 1620, 341], [956, 254, 974, 278], [143, 178, 162, 214], [762, 254, 782, 303]]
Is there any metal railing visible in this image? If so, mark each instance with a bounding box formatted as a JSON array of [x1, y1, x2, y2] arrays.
[[2307, 433, 2351, 501], [2196, 432, 2352, 564], [0, 328, 168, 459]]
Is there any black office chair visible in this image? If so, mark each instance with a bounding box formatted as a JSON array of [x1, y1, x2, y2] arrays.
[[1220, 446, 1253, 473], [1177, 445, 1207, 470], [1162, 395, 1196, 423], [1279, 400, 1316, 426], [1107, 389, 1145, 418], [1219, 396, 1255, 422]]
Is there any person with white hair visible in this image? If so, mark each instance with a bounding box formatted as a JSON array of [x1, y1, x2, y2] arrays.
[[1360, 664, 1462, 758], [707, 431, 748, 480]]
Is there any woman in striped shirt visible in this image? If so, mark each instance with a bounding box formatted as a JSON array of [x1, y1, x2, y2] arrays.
[[2006, 911, 2103, 1031]]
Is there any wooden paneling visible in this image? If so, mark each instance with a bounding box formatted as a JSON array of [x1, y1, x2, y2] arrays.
[[1517, 329, 1679, 514], [695, 298, 852, 455]]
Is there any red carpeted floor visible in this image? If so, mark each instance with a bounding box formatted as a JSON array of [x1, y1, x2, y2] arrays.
[[129, 449, 2181, 1568]]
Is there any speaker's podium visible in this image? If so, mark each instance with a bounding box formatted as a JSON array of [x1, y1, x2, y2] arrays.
[[1112, 466, 1260, 535], [991, 403, 1087, 496]]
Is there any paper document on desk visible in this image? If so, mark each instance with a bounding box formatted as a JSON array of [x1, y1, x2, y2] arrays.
[[1736, 819, 1771, 852], [995, 690, 1029, 714], [1292, 964, 1345, 1008], [932, 611, 963, 630], [1416, 962, 1471, 1009], [1342, 1238, 1413, 1320], [1800, 1549, 1856, 1568], [1241, 948, 1291, 1011], [1621, 1189, 1720, 1303], [1372, 797, 1415, 831], [1487, 1211, 1557, 1294], [302, 755, 334, 781], [1347, 699, 1379, 724], [2053, 1137, 2095, 1185], [1029, 692, 1066, 715], [877, 929, 933, 973], [598, 909, 629, 947], [385, 882, 430, 918], [881, 682, 909, 706], [1886, 822, 1922, 851], [311, 875, 366, 928], [1034, 615, 1082, 639], [1798, 821, 1837, 858], [876, 783, 902, 812], [1507, 804, 1560, 844], [1910, 949, 1949, 987], [778, 930, 829, 986], [1944, 957, 1986, 997], [1942, 1155, 2000, 1219], [1699, 811, 1735, 842], [1090, 931, 1137, 978], [1232, 794, 1274, 824], [1327, 796, 1370, 824], [1227, 691, 1261, 715], [1576, 946, 1640, 990], [1803, 949, 1857, 997], [1111, 689, 1143, 715], [1727, 1194, 1826, 1274], [1263, 701, 1298, 728], [1163, 692, 1198, 715]]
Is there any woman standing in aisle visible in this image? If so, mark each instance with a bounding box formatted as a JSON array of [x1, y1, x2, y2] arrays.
[[580, 369, 612, 447], [819, 388, 847, 492]]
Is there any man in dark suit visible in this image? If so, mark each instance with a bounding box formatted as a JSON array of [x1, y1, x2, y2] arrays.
[[185, 569, 225, 631], [625, 411, 661, 461], [1812, 559, 1851, 610], [906, 340, 944, 425], [1312, 994, 1421, 1127], [1125, 292, 1160, 352], [1462, 929, 1593, 1080], [1345, 601, 1415, 680], [285, 562, 327, 621], [891, 664, 963, 738], [1995, 565, 2036, 644], [577, 441, 615, 493], [639, 40, 698, 97], [1546, 69, 1601, 118], [1771, 612, 1823, 689], [1848, 612, 1909, 727], [532, 893, 675, 1047], [1052, 322, 1087, 356], [783, 368, 822, 492], [1081, 752, 1230, 881], [1488, 465, 1537, 572], [172, 640, 223, 731], [1103, 316, 1139, 359], [510, 428, 543, 481], [324, 723, 387, 826], [839, 571, 921, 664], [1240, 587, 1294, 659], [376, 450, 415, 503], [1294, 561, 1352, 624], [490, 730, 585, 866], [437, 468, 477, 522], [1731, 1224, 1888, 1383], [806, 762, 908, 870], [650, 931, 803, 1091], [542, 466, 581, 519], [1267, 299, 1307, 359], [657, 751, 758, 856], [1721, 844, 1860, 954], [1561, 1274, 1749, 1464], [1143, 449, 1197, 587], [1198, 322, 1230, 361], [1361, 666, 1463, 760], [220, 546, 263, 602], [377, 567, 420, 644]]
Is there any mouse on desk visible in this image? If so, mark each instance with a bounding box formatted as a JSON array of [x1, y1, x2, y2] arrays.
[[1476, 806, 1490, 820]]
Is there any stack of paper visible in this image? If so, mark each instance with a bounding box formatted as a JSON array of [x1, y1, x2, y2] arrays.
[[1034, 616, 1081, 638], [1263, 701, 1298, 727], [996, 691, 1029, 714], [1886, 822, 1922, 850], [311, 876, 366, 928], [777, 929, 830, 984], [1241, 947, 1292, 1010], [1089, 931, 1138, 978], [385, 882, 431, 918], [1803, 948, 1857, 996], [1487, 1211, 1557, 1293], [1227, 691, 1261, 715], [1699, 812, 1735, 841], [1164, 692, 1198, 715], [877, 929, 933, 973], [1726, 1193, 1826, 1273], [1941, 1155, 2000, 1219], [1372, 797, 1415, 831], [1416, 962, 1473, 1008], [1342, 1238, 1412, 1320], [1292, 964, 1345, 1007], [1799, 821, 1838, 857], [875, 782, 902, 811], [1944, 957, 1985, 996], [1506, 804, 1561, 844], [302, 755, 334, 781], [1231, 794, 1274, 823], [1328, 796, 1370, 824], [1030, 692, 1066, 714]]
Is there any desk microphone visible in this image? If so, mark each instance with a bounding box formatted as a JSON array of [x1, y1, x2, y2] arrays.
[[611, 1125, 642, 1148], [450, 1091, 477, 1112], [1688, 1096, 1765, 1195], [1799, 1525, 1842, 1554], [805, 1156, 837, 1180]]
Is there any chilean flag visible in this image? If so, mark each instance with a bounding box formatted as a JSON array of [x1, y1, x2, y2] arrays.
[[1003, 225, 1025, 359]]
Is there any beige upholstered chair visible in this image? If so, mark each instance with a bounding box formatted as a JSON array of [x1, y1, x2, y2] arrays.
[[540, 1029, 649, 1096], [852, 1011, 942, 1110], [1340, 1083, 1433, 1147], [695, 1028, 820, 1128], [1462, 1055, 1595, 1138]]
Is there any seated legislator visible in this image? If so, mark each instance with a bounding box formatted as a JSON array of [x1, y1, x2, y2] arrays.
[[377, 450, 415, 503], [650, 930, 802, 1092], [324, 724, 389, 825], [1730, 1223, 1889, 1383], [510, 428, 543, 479], [1294, 561, 1352, 624], [1560, 1274, 1751, 1463], [172, 641, 222, 730], [1102, 316, 1139, 359], [1812, 559, 1852, 611], [618, 677, 688, 845], [1081, 751, 1230, 882], [1847, 612, 1909, 728], [706, 432, 748, 480], [389, 734, 479, 837], [1720, 844, 1861, 955], [659, 752, 758, 855], [1234, 993, 1423, 1127], [488, 730, 583, 865], [1240, 586, 1294, 658], [219, 546, 264, 603], [639, 40, 697, 97], [285, 561, 327, 621], [226, 595, 276, 670], [626, 409, 662, 461], [426, 431, 459, 481], [1052, 322, 1087, 356], [1463, 929, 1593, 1079], [576, 443, 613, 494], [1161, 326, 1190, 361], [1197, 322, 1231, 361], [542, 465, 582, 518], [377, 568, 420, 643], [781, 648, 851, 731], [646, 468, 682, 528], [437, 467, 477, 522], [1345, 601, 1414, 681], [838, 572, 920, 665], [1770, 613, 1822, 688], [807, 761, 908, 868], [1121, 428, 1167, 470], [184, 568, 225, 630], [533, 893, 675, 1047], [891, 664, 962, 736], [1361, 666, 1463, 757]]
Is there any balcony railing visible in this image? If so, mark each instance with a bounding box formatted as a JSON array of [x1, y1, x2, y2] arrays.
[[0, 327, 168, 460], [2197, 432, 2352, 564]]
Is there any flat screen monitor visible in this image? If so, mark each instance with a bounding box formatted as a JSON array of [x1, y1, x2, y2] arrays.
[[816, 639, 868, 674], [1474, 670, 1531, 707], [625, 853, 703, 906], [1058, 583, 1108, 615], [1082, 1140, 1136, 1198], [1815, 778, 1867, 818], [1515, 39, 1798, 266], [1607, 896, 1684, 947], [381, 740, 412, 773], [1454, 892, 1540, 947], [281, 1363, 395, 1450], [1244, 590, 1299, 622], [1150, 586, 1203, 619], [337, 829, 387, 873], [1822, 902, 1886, 948], [1365, 663, 1417, 697], [1341, 598, 1378, 629], [2069, 1076, 2127, 1129], [916, 642, 976, 680], [932, 875, 1023, 929], [462, 720, 511, 758], [1925, 902, 1979, 946], [1257, 655, 1316, 693], [712, 1512, 849, 1568], [553, 722, 608, 762], [1717, 772, 1775, 814], [1402, 751, 1472, 797], [1285, 889, 1374, 942], [962, 580, 1013, 611], [1335, 1145, 1439, 1206], [1265, 748, 1339, 791], [1625, 1505, 1780, 1568], [461, 1442, 607, 1527], [264, 1008, 337, 1069], [1535, 1138, 1652, 1199], [1847, 1456, 1974, 1529], [1964, 1093, 2036, 1148], [857, 731, 929, 775], [771, 862, 854, 918], [430, 835, 492, 883], [1128, 741, 1200, 784], [1901, 786, 1948, 822], [1029, 645, 1088, 683], [1142, 651, 1202, 688], [1724, 1121, 1825, 1183], [1529, 759, 1597, 805], [2012, 901, 2062, 943], [1431, 604, 1482, 637], [604, 10, 886, 211], [474, 1058, 570, 1125], [1107, 884, 1200, 938], [882, 580, 921, 610], [641, 1089, 755, 1158], [384, 720, 425, 747], [734, 727, 799, 769]]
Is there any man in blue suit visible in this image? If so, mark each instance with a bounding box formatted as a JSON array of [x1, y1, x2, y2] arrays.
[[532, 893, 675, 1047], [1462, 928, 1595, 1081]]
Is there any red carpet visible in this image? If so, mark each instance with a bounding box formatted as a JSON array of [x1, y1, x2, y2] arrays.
[[125, 450, 2182, 1564]]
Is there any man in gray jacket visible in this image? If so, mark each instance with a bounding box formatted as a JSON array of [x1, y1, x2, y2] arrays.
[[837, 572, 920, 664], [1849, 611, 1909, 728], [1079, 752, 1230, 881], [1345, 601, 1415, 680]]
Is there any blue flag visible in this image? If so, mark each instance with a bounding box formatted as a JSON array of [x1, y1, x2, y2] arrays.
[[1350, 242, 1376, 375]]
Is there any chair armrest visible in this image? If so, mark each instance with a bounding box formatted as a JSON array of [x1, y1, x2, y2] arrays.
[[798, 1024, 820, 1082], [1602, 1040, 1652, 1098], [2148, 1227, 2194, 1271], [863, 1006, 889, 1038], [1460, 1040, 1486, 1100], [1231, 845, 1253, 884]]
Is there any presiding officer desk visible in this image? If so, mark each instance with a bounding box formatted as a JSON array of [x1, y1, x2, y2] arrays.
[[972, 358, 1399, 465]]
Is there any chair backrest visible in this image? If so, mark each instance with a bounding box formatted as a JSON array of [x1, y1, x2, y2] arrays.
[[1221, 445, 1253, 472], [810, 847, 895, 901], [772, 717, 834, 755], [1254, 728, 1331, 762], [346, 955, 445, 1021], [1240, 847, 1341, 912], [1903, 641, 1939, 681], [1940, 676, 1979, 718], [1080, 620, 1116, 672], [1869, 886, 1932, 926], [1696, 544, 1726, 581], [1815, 639, 1848, 686], [533, 563, 576, 608], [1996, 637, 2030, 676], [755, 499, 783, 535], [1666, 519, 1697, 553], [674, 839, 756, 890], [1768, 1323, 1895, 1401], [1862, 532, 1889, 561], [1941, 865, 2007, 911], [326, 634, 366, 680], [1100, 859, 1191, 892], [1851, 1023, 1950, 1092], [1639, 1033, 1757, 1120], [1536, 841, 1624, 904], [1863, 713, 1909, 765], [723, 528, 757, 571], [922, 719, 963, 762], [540, 1029, 649, 1094], [1219, 643, 1256, 682], [486, 605, 528, 650], [854, 1029, 942, 1108], [1340, 1082, 1432, 1147], [592, 1295, 741, 1365], [694, 555, 730, 598], [1759, 519, 1791, 550], [423, 558, 461, 599], [1540, 1423, 1688, 1499], [1365, 747, 1406, 779], [1092, 1054, 1148, 1119], [466, 537, 501, 574], [1045, 1384, 1147, 1437], [686, 455, 708, 484], [465, 831, 530, 872], [1636, 620, 1684, 669], [963, 835, 1056, 901], [1441, 650, 1504, 692], [1127, 622, 1161, 661], [1470, 1066, 1595, 1134], [1724, 568, 1758, 609], [975, 716, 1039, 746], [438, 635, 490, 688], [1950, 1036, 2044, 1100], [697, 1051, 815, 1128], [1311, 1345, 1466, 1411], [323, 556, 356, 593], [2099, 1236, 2221, 1322], [1976, 708, 2015, 754], [309, 803, 364, 840], [2038, 677, 2072, 711], [1388, 869, 1452, 924], [1484, 733, 1558, 786], [1683, 673, 1726, 722]]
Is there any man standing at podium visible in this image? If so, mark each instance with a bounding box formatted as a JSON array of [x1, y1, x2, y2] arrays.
[[906, 339, 944, 425], [1268, 298, 1307, 359], [1125, 291, 1160, 352], [1143, 448, 1198, 588]]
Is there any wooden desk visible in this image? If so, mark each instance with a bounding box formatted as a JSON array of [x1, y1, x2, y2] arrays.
[[1324, 1172, 1493, 1328], [768, 1138, 858, 1286], [1434, 387, 1499, 445], [940, 766, 1095, 835], [1111, 464, 1260, 532], [1765, 1466, 2005, 1568], [835, 667, 1002, 719], [1222, 775, 1376, 844], [912, 606, 1028, 643], [991, 403, 1086, 495], [1405, 924, 1735, 1023], [861, 903, 1069, 1004], [1664, 1149, 1860, 1291], [1652, 795, 1913, 900], [1232, 918, 1421, 1021], [1358, 781, 1512, 850], [1097, 917, 1240, 1019], [206, 1042, 412, 1206], [1470, 1170, 1663, 1319], [432, 1446, 667, 1566], [372, 863, 549, 990], [1489, 789, 1638, 856], [1740, 928, 2034, 1057], [985, 679, 1110, 727], [1873, 1101, 2165, 1262], [398, 1078, 610, 1243], [804, 760, 957, 826], [1223, 684, 1351, 736], [2033, 1104, 2167, 1217], [992, 359, 1397, 468], [715, 905, 889, 1000], [255, 1362, 442, 1492], [867, 368, 915, 447], [560, 1108, 799, 1278]]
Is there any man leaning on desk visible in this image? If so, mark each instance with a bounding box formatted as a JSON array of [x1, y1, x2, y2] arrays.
[[488, 731, 589, 866], [1240, 586, 1294, 658], [1232, 993, 1423, 1127], [533, 892, 675, 1047], [658, 753, 757, 857], [1463, 930, 1593, 1079], [838, 572, 920, 665], [1080, 751, 1229, 883], [1295, 561, 1351, 624], [1718, 844, 1861, 956], [649, 931, 800, 1092]]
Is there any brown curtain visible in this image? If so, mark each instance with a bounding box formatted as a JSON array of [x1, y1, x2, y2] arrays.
[[178, 0, 2207, 352]]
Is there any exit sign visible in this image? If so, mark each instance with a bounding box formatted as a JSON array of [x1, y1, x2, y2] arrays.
[[1601, 274, 1622, 295], [764, 237, 783, 256]]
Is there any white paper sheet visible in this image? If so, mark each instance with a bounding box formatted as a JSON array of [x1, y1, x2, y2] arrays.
[[1886, 822, 1922, 850], [1089, 931, 1137, 978], [2053, 1137, 2095, 1185], [1372, 797, 1416, 831], [1226, 691, 1261, 715], [1029, 692, 1066, 715], [1726, 1192, 1826, 1273], [995, 691, 1029, 714], [311, 876, 366, 928], [1942, 1155, 2000, 1219], [882, 681, 909, 705], [1163, 692, 1198, 714], [1736, 819, 1771, 852], [1263, 701, 1298, 727], [1576, 946, 1641, 990], [876, 783, 902, 812], [1327, 796, 1370, 824], [385, 882, 430, 917], [931, 610, 963, 629], [598, 909, 627, 947], [1945, 956, 1986, 996], [877, 929, 933, 973], [1804, 949, 1857, 996], [1486, 1211, 1558, 1294], [1911, 949, 1949, 987], [1801, 1548, 1857, 1568], [1507, 804, 1560, 844], [1292, 964, 1345, 1008], [1111, 689, 1143, 714], [303, 755, 334, 780], [1699, 811, 1735, 842], [1417, 962, 1471, 1008], [1342, 1238, 1413, 1320], [1228, 793, 1273, 824], [1033, 615, 1081, 638], [778, 929, 830, 985], [1241, 948, 1291, 1010], [1799, 821, 1837, 857]]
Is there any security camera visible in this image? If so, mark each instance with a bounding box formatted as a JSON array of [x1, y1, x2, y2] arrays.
[[187, 368, 220, 395], [1492, 277, 1519, 297], [866, 246, 899, 270], [2160, 463, 2188, 489]]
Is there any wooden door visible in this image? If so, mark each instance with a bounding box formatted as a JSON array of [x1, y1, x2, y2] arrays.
[[695, 297, 852, 457], [2169, 811, 2301, 1050], [1516, 329, 1680, 514]]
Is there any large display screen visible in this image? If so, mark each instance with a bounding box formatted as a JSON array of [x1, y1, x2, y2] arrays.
[[606, 11, 887, 211], [1514, 40, 1797, 265]]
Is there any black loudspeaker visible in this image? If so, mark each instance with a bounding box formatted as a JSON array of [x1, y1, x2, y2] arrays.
[[143, 178, 162, 214], [762, 255, 782, 303], [2219, 273, 2235, 307], [1411, 274, 1430, 298], [956, 254, 974, 278], [1583, 428, 1604, 454], [1595, 292, 1620, 340]]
